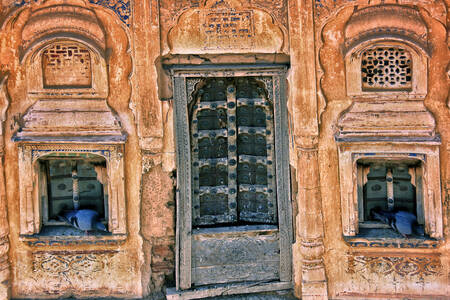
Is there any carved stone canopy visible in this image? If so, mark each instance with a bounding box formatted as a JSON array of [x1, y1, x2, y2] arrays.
[[343, 5, 429, 56], [335, 101, 438, 142], [12, 99, 126, 143], [20, 4, 106, 61]]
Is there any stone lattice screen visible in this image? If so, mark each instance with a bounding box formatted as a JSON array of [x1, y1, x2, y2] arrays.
[[361, 47, 412, 91], [42, 42, 92, 88]]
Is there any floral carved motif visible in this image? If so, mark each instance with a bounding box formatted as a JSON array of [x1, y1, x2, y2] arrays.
[[347, 254, 442, 277], [89, 0, 130, 26], [32, 251, 117, 284]]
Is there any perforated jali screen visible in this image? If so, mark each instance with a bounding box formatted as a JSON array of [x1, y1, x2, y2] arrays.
[[42, 42, 92, 88], [361, 46, 412, 91]]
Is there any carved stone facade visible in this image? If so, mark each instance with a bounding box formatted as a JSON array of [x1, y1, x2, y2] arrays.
[[0, 0, 448, 299]]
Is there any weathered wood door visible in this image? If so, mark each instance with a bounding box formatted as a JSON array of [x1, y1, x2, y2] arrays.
[[172, 65, 292, 290]]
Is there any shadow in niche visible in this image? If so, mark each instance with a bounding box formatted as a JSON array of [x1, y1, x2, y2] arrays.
[[356, 226, 432, 240], [36, 225, 112, 237]]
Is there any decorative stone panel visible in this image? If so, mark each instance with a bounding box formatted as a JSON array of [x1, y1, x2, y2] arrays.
[[167, 0, 287, 54], [347, 253, 442, 278], [32, 250, 118, 283], [25, 40, 108, 99]]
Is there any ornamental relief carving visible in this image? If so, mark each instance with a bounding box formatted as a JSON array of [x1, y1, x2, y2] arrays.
[[32, 251, 117, 284], [347, 254, 442, 278]]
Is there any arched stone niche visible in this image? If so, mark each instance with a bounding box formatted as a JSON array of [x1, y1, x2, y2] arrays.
[[167, 0, 287, 54], [345, 40, 427, 99], [24, 39, 108, 99], [13, 3, 124, 141], [343, 5, 429, 100], [20, 4, 108, 99]]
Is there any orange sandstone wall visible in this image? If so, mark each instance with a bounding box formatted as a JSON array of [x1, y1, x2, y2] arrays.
[[0, 0, 448, 299]]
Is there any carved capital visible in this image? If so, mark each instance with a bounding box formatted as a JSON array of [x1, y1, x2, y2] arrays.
[[293, 135, 319, 151]]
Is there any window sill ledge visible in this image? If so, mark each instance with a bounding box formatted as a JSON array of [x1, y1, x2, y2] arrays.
[[20, 226, 127, 247], [344, 233, 441, 249]]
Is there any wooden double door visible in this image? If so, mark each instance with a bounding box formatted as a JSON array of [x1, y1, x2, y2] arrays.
[[172, 65, 292, 290]]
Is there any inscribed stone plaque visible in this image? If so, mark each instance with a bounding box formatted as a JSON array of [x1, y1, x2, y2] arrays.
[[201, 10, 254, 50]]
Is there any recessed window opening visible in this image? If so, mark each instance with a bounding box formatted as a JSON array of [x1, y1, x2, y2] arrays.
[[357, 159, 425, 237], [189, 77, 277, 228], [38, 153, 108, 234]]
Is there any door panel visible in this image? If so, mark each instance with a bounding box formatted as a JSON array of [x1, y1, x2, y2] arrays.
[[192, 226, 279, 286]]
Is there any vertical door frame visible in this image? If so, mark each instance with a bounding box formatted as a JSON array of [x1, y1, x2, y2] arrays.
[[170, 64, 292, 291]]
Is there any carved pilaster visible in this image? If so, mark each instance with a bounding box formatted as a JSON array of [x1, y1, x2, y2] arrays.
[[131, 0, 164, 151], [0, 75, 10, 299], [296, 137, 327, 299], [289, 0, 327, 296]]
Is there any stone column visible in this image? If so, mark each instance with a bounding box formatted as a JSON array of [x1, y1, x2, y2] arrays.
[[288, 0, 328, 298], [0, 74, 10, 299]]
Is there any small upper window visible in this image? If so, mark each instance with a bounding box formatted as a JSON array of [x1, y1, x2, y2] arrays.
[[42, 42, 92, 88], [361, 46, 412, 91], [345, 42, 426, 98]]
